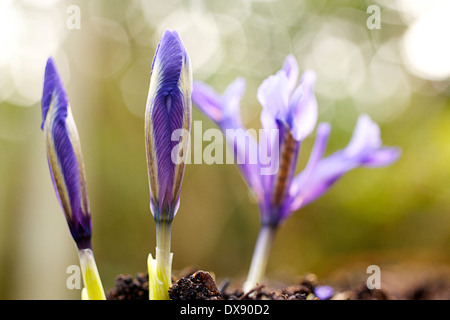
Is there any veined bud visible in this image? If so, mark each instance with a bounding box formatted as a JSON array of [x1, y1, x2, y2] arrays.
[[145, 30, 192, 223], [41, 57, 92, 250]]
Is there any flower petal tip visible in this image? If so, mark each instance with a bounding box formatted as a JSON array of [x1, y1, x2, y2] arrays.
[[301, 69, 317, 86], [41, 57, 68, 130]]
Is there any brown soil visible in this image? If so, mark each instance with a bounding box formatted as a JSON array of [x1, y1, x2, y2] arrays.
[[106, 266, 450, 300]]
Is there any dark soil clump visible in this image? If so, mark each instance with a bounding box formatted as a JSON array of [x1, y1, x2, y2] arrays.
[[107, 272, 149, 300], [169, 270, 222, 300], [106, 266, 450, 300]]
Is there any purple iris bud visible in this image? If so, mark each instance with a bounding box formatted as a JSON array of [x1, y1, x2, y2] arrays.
[[314, 285, 334, 300], [192, 54, 401, 292], [145, 29, 192, 300], [145, 29, 192, 223], [41, 57, 92, 250]]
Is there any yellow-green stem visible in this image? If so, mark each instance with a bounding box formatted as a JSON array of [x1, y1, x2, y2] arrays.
[[148, 221, 173, 300], [78, 248, 106, 300]]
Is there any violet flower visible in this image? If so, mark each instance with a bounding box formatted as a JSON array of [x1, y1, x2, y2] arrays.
[[314, 285, 334, 300], [145, 30, 192, 300], [192, 54, 401, 292], [41, 57, 106, 300]]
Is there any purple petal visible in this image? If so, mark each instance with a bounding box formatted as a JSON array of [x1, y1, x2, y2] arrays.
[[295, 152, 351, 208], [289, 115, 400, 209], [282, 54, 299, 94], [221, 118, 265, 202], [258, 70, 290, 131], [314, 285, 334, 300], [362, 147, 402, 167], [145, 29, 192, 221], [41, 57, 68, 129], [41, 57, 91, 250], [151, 93, 177, 207], [344, 114, 381, 158], [192, 77, 245, 126], [193, 78, 265, 200], [220, 77, 246, 121], [343, 114, 401, 166], [192, 81, 222, 122], [288, 122, 331, 213], [151, 30, 182, 85], [258, 59, 318, 143], [287, 70, 318, 141]]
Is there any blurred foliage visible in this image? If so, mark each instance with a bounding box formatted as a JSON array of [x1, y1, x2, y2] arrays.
[[0, 0, 449, 299]]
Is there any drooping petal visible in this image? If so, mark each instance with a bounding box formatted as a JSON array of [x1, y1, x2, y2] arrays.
[[145, 29, 192, 222], [289, 115, 401, 210], [193, 78, 265, 201], [223, 121, 265, 200], [361, 147, 402, 167], [192, 77, 246, 126], [343, 114, 401, 167], [220, 81, 263, 196], [344, 114, 381, 158], [41, 57, 92, 250], [192, 81, 222, 122], [288, 122, 331, 213], [291, 151, 356, 208], [220, 77, 246, 122]]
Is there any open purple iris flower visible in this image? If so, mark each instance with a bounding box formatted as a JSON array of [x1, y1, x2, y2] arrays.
[[145, 29, 192, 300], [192, 54, 401, 292], [41, 57, 105, 299]]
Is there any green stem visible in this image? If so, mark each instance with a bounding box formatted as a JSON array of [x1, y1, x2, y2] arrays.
[[243, 224, 277, 293], [148, 221, 173, 300]]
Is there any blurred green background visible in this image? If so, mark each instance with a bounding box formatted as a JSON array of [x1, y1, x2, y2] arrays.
[[0, 0, 449, 299]]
